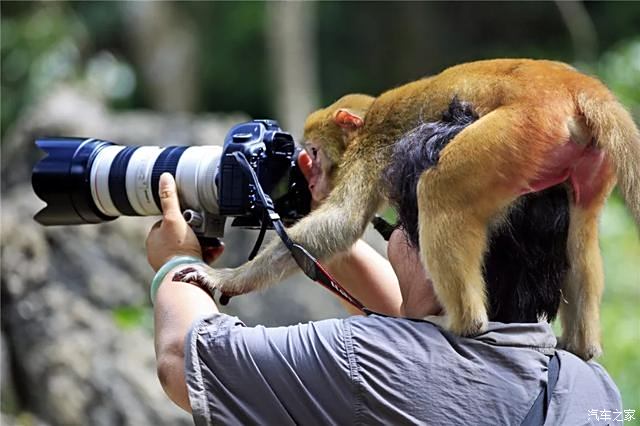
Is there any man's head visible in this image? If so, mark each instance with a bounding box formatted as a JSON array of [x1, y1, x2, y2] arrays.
[[384, 188, 569, 323]]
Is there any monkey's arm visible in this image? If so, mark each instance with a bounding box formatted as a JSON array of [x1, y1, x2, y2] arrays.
[[178, 156, 385, 296]]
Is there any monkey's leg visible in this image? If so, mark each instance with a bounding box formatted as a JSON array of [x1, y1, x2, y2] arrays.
[[417, 184, 491, 335], [560, 157, 615, 360], [416, 107, 565, 336], [560, 207, 604, 360]]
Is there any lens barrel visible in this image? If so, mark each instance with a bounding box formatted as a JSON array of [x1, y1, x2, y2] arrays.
[[32, 138, 222, 226]]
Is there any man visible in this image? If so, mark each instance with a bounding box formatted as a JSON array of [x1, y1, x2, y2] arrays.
[[146, 145, 621, 425]]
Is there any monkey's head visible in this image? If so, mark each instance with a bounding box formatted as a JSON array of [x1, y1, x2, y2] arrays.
[[302, 94, 375, 192]]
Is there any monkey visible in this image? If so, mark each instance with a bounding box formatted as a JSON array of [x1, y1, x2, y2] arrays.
[[175, 59, 640, 360]]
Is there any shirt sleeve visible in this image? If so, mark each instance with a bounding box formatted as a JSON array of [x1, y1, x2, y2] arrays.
[[184, 313, 356, 426]]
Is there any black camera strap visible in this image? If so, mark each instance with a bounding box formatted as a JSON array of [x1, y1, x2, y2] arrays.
[[230, 151, 370, 314], [371, 215, 396, 241]]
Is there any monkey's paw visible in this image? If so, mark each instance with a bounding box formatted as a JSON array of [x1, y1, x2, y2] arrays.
[[446, 308, 488, 337], [173, 264, 219, 292], [172, 265, 247, 301], [560, 336, 602, 361]]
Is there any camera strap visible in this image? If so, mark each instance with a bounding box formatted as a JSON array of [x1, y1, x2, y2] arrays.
[[230, 151, 371, 314], [371, 215, 396, 241]]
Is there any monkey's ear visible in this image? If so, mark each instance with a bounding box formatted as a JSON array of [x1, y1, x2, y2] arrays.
[[334, 109, 365, 131]]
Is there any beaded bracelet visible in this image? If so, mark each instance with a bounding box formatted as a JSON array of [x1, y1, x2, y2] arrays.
[[150, 256, 204, 305]]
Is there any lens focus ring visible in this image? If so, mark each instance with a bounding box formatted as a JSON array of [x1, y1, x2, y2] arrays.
[[109, 146, 140, 216], [151, 146, 188, 211]]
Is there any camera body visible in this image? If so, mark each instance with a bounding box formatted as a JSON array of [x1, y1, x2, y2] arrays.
[[32, 119, 311, 238], [219, 119, 306, 217]]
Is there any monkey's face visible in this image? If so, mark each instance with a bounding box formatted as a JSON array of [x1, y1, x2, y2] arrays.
[[302, 93, 376, 207], [303, 93, 375, 161], [302, 141, 335, 208], [303, 112, 346, 163], [302, 110, 348, 202]]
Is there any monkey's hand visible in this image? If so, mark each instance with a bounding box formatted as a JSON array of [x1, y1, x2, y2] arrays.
[[172, 264, 217, 291], [171, 264, 250, 299], [172, 255, 281, 299]]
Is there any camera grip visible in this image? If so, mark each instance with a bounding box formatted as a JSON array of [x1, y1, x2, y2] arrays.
[[197, 236, 222, 248]]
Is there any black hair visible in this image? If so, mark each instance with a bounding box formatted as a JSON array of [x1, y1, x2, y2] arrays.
[[383, 98, 567, 323], [384, 98, 478, 249]]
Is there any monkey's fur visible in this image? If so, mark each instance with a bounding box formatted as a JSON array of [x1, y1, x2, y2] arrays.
[[176, 59, 640, 360]]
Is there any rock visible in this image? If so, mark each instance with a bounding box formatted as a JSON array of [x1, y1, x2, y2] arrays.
[[0, 87, 222, 424], [1, 332, 17, 416], [1, 185, 192, 425]]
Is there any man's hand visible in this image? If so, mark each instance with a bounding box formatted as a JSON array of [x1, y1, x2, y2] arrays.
[[146, 173, 223, 271]]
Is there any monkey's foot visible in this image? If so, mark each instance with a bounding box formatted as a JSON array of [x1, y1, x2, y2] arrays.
[[446, 308, 488, 337], [560, 334, 602, 360]]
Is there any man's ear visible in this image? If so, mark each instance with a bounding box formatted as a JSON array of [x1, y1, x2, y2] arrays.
[[333, 109, 365, 131]]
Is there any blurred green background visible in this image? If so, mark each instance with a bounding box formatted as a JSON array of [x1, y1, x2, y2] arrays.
[[2, 0, 639, 419]]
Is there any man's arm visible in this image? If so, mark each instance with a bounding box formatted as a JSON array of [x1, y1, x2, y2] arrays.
[[154, 270, 218, 412], [151, 247, 398, 413], [325, 239, 401, 315], [147, 173, 221, 412]]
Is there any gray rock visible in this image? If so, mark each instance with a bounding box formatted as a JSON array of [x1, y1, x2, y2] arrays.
[[1, 187, 192, 425]]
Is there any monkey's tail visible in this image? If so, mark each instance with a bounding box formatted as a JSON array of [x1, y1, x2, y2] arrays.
[[577, 92, 640, 226]]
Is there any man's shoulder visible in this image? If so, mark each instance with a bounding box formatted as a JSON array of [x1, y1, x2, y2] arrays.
[[345, 314, 558, 352], [555, 350, 622, 401], [346, 312, 443, 329], [546, 350, 622, 424], [344, 314, 459, 363], [341, 316, 562, 424], [345, 314, 446, 340], [186, 315, 357, 425]]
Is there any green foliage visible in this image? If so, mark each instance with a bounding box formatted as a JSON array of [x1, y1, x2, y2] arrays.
[[1, 3, 82, 135], [598, 38, 640, 119], [1, 2, 136, 137], [186, 2, 271, 118], [592, 39, 640, 409], [599, 194, 640, 408], [112, 305, 153, 332]]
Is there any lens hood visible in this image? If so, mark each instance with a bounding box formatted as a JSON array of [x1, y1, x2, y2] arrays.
[[32, 137, 117, 225]]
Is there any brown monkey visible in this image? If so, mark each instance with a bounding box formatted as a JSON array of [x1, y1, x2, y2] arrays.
[[176, 59, 640, 360]]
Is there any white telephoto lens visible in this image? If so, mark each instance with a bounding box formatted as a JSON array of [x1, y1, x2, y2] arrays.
[[176, 146, 222, 214], [125, 146, 163, 215], [196, 146, 222, 213], [90, 145, 126, 216]]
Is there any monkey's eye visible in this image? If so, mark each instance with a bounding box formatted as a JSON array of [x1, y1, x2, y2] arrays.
[[310, 147, 318, 159]]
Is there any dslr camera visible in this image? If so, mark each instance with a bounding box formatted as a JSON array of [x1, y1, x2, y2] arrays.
[[32, 119, 311, 239]]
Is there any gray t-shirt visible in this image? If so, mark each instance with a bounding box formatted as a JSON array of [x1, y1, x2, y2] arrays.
[[185, 313, 621, 425]]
